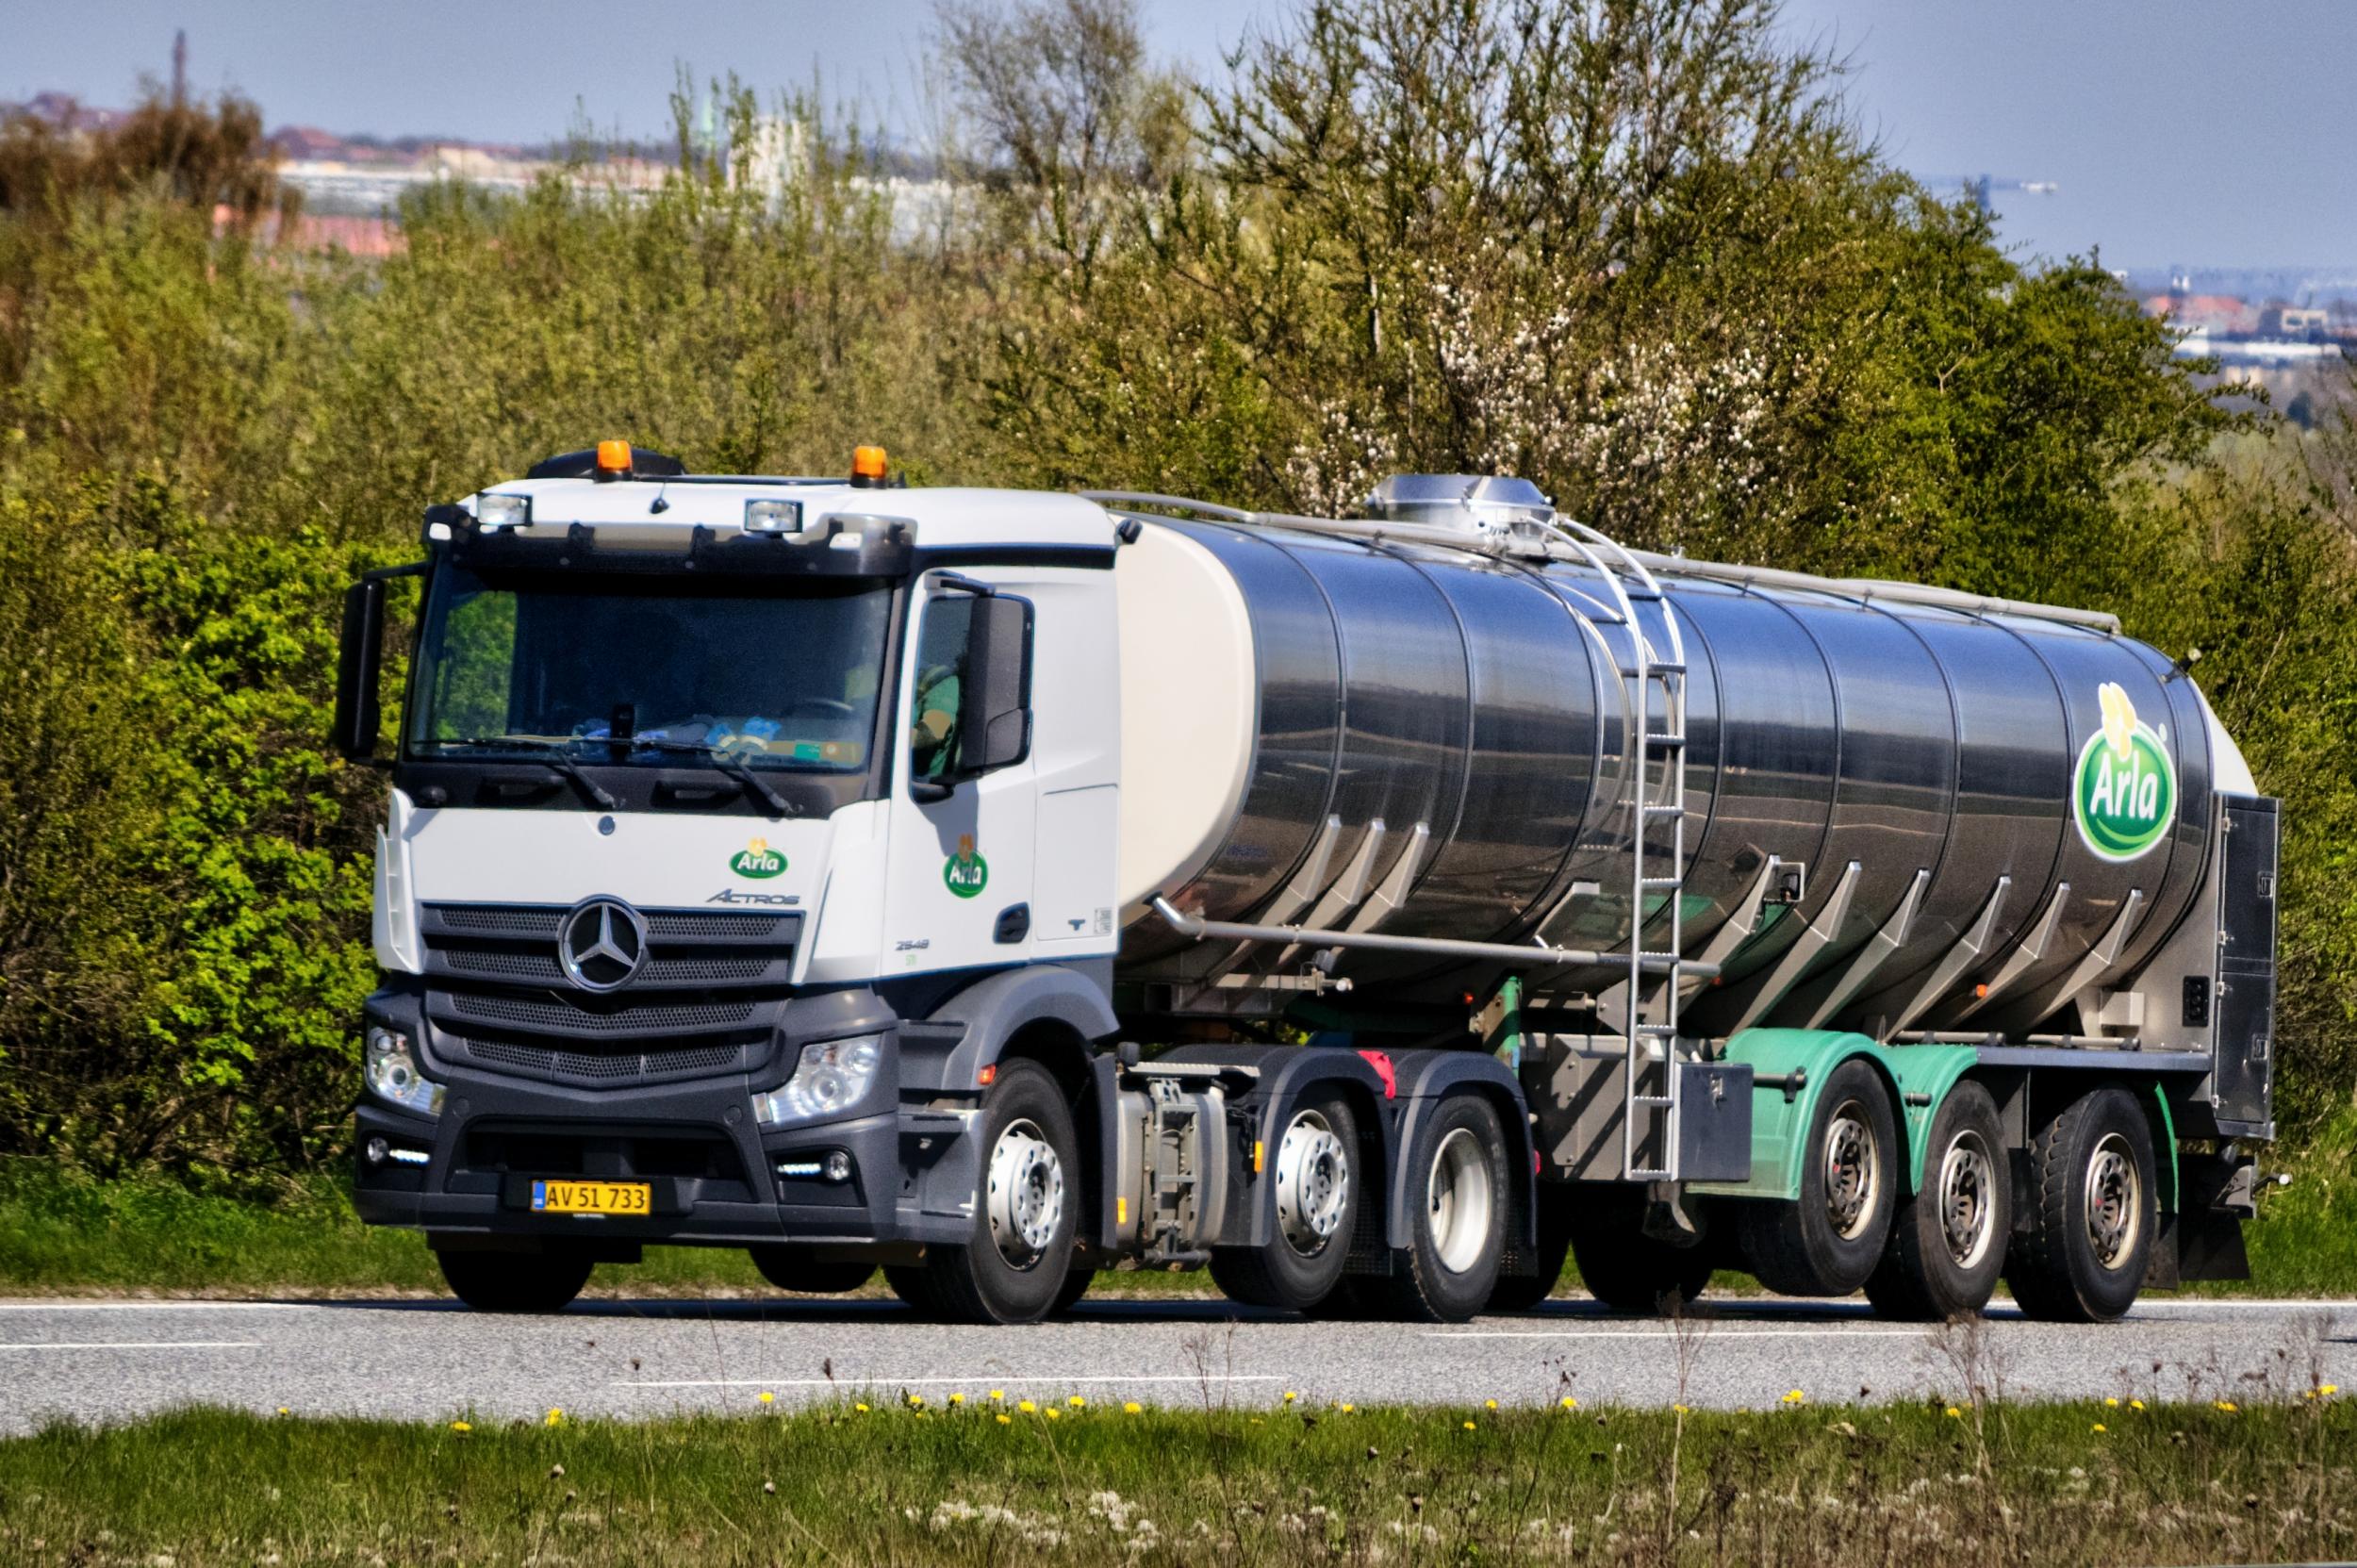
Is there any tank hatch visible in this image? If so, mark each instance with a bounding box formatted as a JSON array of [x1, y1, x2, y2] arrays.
[[1365, 473, 1555, 551]]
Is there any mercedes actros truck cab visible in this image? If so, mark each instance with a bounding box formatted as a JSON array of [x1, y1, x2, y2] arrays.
[[338, 440, 2278, 1325]]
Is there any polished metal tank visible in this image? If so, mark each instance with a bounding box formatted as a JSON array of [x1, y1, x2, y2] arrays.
[[1115, 480, 2238, 1044]]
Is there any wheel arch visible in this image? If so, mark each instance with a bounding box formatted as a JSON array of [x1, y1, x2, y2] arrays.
[[1698, 1030, 1979, 1201], [1378, 1050, 1536, 1263]]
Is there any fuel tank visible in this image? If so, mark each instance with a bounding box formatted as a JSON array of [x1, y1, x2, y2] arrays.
[[1112, 487, 2255, 1042]]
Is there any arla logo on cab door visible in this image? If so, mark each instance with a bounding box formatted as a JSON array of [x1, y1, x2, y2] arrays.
[[2072, 683, 2176, 863], [944, 834, 989, 899], [729, 837, 787, 879]]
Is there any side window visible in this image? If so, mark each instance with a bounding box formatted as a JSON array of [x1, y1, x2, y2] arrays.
[[908, 594, 974, 782]]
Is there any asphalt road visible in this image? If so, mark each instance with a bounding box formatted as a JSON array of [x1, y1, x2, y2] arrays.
[[0, 1295, 2347, 1432]]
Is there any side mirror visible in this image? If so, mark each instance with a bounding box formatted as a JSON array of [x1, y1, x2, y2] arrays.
[[333, 577, 387, 761], [955, 593, 1032, 775]]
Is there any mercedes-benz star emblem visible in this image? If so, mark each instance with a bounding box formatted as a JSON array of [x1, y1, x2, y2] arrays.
[[558, 897, 649, 992]]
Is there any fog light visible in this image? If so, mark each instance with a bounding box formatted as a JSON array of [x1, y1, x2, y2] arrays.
[[824, 1149, 853, 1183], [365, 1135, 390, 1166]]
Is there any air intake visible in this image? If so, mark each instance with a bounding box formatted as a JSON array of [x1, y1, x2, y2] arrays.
[[1365, 473, 1554, 546]]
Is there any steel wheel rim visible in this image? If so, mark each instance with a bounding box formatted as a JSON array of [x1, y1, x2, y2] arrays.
[[985, 1117, 1063, 1269], [2085, 1132, 2142, 1270], [1823, 1101, 1881, 1241], [1937, 1131, 1998, 1270], [1426, 1127, 1493, 1275], [1275, 1109, 1351, 1256]]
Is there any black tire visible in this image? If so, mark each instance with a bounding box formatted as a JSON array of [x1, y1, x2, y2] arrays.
[[2005, 1083, 2156, 1324], [437, 1249, 594, 1314], [1485, 1181, 1575, 1313], [1209, 1091, 1360, 1312], [884, 1060, 1079, 1325], [1741, 1058, 1900, 1296], [1865, 1081, 2010, 1321], [748, 1246, 877, 1296], [1051, 1266, 1095, 1315], [1367, 1092, 1509, 1323], [1569, 1222, 1714, 1313]]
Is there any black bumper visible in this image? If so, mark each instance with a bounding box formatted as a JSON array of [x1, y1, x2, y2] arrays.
[[353, 989, 982, 1252]]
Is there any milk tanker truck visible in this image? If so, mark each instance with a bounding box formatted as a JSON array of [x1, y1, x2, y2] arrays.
[[336, 441, 2277, 1325]]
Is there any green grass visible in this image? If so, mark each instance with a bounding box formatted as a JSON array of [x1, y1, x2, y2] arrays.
[[0, 1395, 2349, 1566], [4, 1109, 2353, 1301]]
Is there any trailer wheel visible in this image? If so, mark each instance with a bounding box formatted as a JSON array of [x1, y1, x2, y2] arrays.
[[884, 1060, 1079, 1325], [2005, 1084, 2156, 1324], [1211, 1092, 1360, 1312], [437, 1249, 594, 1314], [1569, 1223, 1714, 1313], [1485, 1182, 1574, 1312], [1741, 1058, 1898, 1296], [749, 1246, 877, 1296], [1864, 1081, 2009, 1321], [1369, 1092, 1508, 1323]]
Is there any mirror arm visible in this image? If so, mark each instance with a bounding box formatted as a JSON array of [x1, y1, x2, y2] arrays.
[[930, 571, 997, 598]]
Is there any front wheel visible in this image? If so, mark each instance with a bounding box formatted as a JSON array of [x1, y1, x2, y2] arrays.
[[437, 1248, 594, 1314], [885, 1060, 1079, 1325], [1865, 1081, 2009, 1320], [1367, 1092, 1508, 1323], [2006, 1084, 2156, 1324]]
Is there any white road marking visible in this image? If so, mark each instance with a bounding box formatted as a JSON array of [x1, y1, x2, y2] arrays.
[[1429, 1327, 1934, 1340], [0, 1341, 265, 1351], [617, 1373, 1286, 1389], [0, 1302, 314, 1312]]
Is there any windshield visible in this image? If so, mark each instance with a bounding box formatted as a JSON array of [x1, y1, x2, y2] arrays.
[[406, 565, 891, 773]]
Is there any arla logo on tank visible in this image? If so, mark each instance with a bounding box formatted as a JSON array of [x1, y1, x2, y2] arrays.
[[729, 837, 787, 879], [2072, 683, 2177, 863]]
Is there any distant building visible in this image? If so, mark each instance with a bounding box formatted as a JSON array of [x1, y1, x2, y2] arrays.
[[2257, 305, 2330, 338], [2142, 293, 2253, 333]]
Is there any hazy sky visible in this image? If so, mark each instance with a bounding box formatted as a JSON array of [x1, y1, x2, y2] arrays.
[[7, 0, 2351, 269]]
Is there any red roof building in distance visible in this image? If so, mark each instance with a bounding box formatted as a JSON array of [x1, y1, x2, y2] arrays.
[[2141, 293, 2253, 334]]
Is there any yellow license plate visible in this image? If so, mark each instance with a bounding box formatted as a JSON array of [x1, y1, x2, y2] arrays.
[[530, 1180, 651, 1215]]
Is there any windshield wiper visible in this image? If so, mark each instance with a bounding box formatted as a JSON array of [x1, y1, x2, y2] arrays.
[[630, 738, 795, 818], [434, 736, 618, 810]]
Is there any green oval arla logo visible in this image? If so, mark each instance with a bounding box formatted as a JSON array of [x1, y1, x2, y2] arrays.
[[730, 837, 787, 879], [2071, 683, 2176, 864], [944, 834, 989, 900]]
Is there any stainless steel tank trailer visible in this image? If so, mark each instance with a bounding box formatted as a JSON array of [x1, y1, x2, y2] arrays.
[[334, 442, 2277, 1325]]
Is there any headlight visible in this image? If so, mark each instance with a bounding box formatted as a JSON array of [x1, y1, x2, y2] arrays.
[[474, 494, 531, 530], [366, 1026, 444, 1116], [754, 1035, 883, 1125]]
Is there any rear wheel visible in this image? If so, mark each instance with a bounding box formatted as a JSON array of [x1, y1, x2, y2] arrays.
[[1570, 1223, 1713, 1313], [2006, 1084, 2155, 1324], [437, 1249, 594, 1314], [749, 1246, 877, 1296], [1211, 1093, 1360, 1312], [1741, 1058, 1899, 1296], [1865, 1081, 2009, 1321], [1367, 1093, 1508, 1323], [884, 1060, 1078, 1325]]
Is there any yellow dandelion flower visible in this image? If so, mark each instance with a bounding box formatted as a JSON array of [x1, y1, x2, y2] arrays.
[[996, 1412, 1013, 1426], [2215, 1400, 2238, 1413], [908, 1395, 926, 1408], [1673, 1404, 1690, 1414], [1340, 1403, 1355, 1413], [757, 1392, 775, 1405], [948, 1393, 965, 1406], [1067, 1395, 1085, 1409], [2130, 1398, 2146, 1411], [2103, 1397, 2119, 1408], [1781, 1390, 1805, 1406], [2323, 1384, 2340, 1397], [1944, 1406, 1962, 1419], [543, 1408, 565, 1428], [1124, 1401, 1143, 1414], [1462, 1420, 1477, 1431], [276, 1407, 289, 1417], [1047, 1408, 1063, 1421], [451, 1420, 472, 1434], [2092, 1423, 2107, 1433], [1558, 1396, 1577, 1411], [1018, 1399, 1037, 1413], [990, 1390, 1005, 1401], [1283, 1391, 1297, 1403], [855, 1402, 870, 1413]]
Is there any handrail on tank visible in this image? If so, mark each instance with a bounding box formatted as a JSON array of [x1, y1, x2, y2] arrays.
[[1148, 897, 1718, 979], [1080, 489, 2121, 635]]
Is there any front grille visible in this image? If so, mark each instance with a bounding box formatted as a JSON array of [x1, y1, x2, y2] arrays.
[[419, 900, 800, 1087]]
